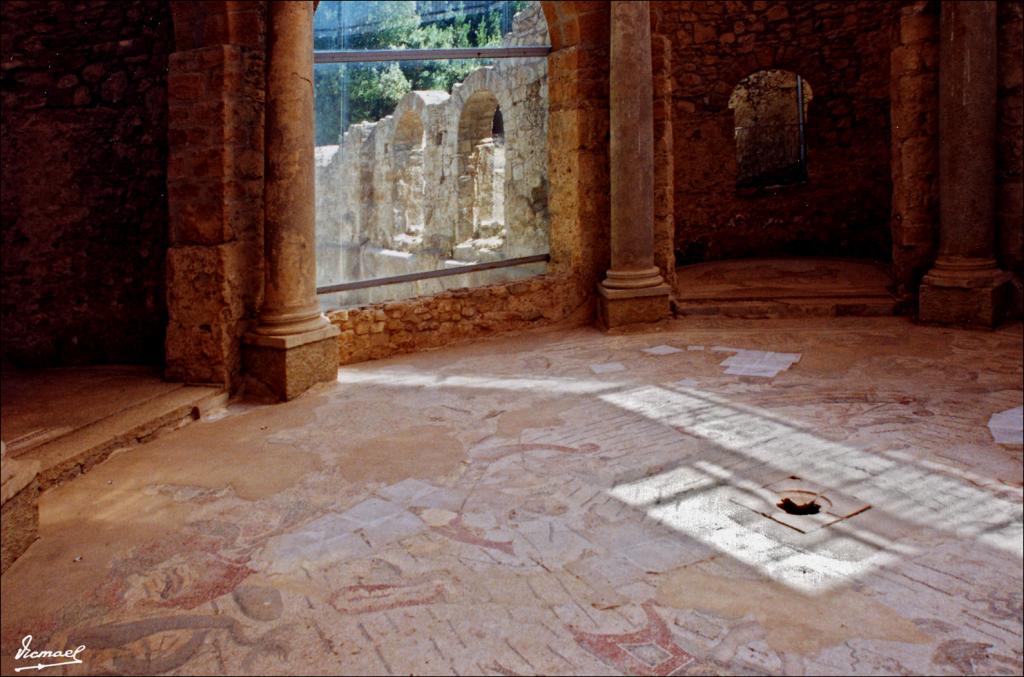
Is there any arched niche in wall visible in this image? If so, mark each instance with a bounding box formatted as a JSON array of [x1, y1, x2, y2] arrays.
[[391, 109, 426, 238], [455, 87, 506, 247], [729, 69, 814, 189]]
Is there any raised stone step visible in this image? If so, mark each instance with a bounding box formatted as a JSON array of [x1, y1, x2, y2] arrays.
[[10, 384, 226, 489], [1, 443, 40, 574], [673, 257, 901, 319], [674, 296, 900, 318]]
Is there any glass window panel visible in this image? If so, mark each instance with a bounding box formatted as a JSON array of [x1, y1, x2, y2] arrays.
[[314, 1, 550, 53], [314, 55, 549, 310]]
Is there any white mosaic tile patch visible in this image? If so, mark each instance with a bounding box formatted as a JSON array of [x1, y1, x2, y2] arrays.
[[590, 362, 627, 374]]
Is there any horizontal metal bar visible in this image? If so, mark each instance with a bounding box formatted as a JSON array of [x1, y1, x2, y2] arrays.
[[314, 46, 550, 64], [316, 253, 550, 295], [734, 124, 803, 129]]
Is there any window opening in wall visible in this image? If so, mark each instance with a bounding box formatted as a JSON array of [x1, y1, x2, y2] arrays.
[[313, 1, 550, 309], [729, 69, 813, 189]]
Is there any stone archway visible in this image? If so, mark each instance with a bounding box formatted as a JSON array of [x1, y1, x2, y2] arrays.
[[454, 85, 507, 246], [728, 69, 813, 188], [391, 109, 427, 239]]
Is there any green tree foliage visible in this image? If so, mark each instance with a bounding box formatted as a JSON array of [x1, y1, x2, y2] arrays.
[[314, 1, 530, 145]]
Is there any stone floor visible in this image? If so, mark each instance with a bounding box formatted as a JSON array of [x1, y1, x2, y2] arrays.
[[1, 317, 1022, 676]]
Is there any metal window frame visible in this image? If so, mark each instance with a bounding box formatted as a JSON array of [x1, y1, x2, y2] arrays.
[[795, 74, 807, 172], [316, 254, 550, 295], [314, 46, 550, 64]]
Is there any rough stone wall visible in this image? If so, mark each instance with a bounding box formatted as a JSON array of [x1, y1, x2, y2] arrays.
[[331, 274, 577, 364], [327, 1, 612, 362], [315, 4, 549, 307], [997, 0, 1024, 304], [651, 31, 677, 291], [889, 0, 939, 295], [0, 0, 173, 366], [658, 1, 894, 264], [163, 1, 266, 388]]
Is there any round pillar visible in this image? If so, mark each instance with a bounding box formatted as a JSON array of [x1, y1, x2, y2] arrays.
[[244, 0, 339, 400], [919, 0, 1010, 327], [256, 0, 325, 336], [598, 1, 670, 327]]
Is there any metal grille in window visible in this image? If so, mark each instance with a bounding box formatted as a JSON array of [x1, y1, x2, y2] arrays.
[[729, 70, 812, 189]]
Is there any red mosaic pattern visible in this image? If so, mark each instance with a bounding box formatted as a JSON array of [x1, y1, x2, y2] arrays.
[[329, 580, 447, 615], [571, 601, 695, 676], [432, 515, 515, 556]]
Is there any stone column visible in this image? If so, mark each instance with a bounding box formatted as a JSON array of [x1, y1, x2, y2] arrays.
[[243, 0, 340, 399], [597, 0, 671, 329], [919, 0, 1010, 327]]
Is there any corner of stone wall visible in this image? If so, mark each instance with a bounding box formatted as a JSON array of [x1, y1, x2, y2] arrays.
[[652, 31, 676, 294], [997, 0, 1024, 318], [890, 0, 940, 296], [164, 29, 265, 389]]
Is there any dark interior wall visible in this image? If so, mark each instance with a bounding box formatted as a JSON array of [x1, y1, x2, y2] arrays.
[[997, 0, 1023, 286], [656, 1, 894, 265], [1, 0, 173, 366]]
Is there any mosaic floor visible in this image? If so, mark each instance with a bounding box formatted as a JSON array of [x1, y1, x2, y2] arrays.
[[1, 316, 1022, 675]]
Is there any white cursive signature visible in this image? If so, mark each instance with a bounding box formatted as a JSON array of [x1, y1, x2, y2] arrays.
[[13, 635, 86, 672]]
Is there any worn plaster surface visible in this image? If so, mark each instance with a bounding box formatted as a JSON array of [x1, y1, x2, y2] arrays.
[[1, 317, 1022, 675]]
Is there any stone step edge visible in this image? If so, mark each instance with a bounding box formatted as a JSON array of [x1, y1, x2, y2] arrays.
[[5, 381, 192, 457], [16, 387, 228, 491], [674, 288, 897, 302], [672, 296, 900, 318]]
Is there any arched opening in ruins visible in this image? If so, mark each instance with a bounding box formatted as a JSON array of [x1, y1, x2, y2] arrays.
[[456, 90, 506, 250], [391, 110, 426, 241], [729, 69, 813, 189]]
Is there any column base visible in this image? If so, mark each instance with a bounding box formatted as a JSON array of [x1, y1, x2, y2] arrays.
[[243, 323, 340, 401], [597, 283, 672, 329], [918, 264, 1012, 328]]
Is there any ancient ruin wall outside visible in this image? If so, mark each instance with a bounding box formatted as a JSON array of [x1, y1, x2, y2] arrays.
[[314, 5, 549, 307]]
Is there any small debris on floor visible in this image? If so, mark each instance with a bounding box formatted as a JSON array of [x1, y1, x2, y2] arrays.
[[777, 496, 822, 515], [642, 344, 683, 356], [718, 349, 801, 377], [988, 406, 1024, 445], [590, 362, 626, 374]]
